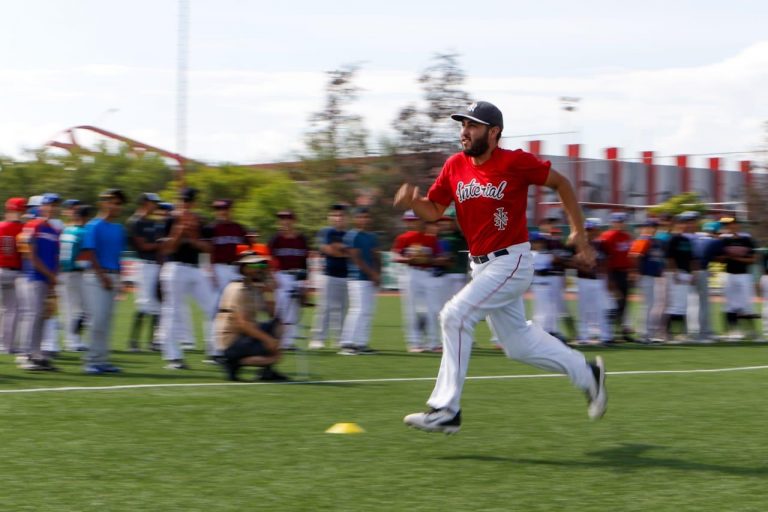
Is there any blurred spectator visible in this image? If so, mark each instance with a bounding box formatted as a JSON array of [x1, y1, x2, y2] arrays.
[[691, 220, 722, 342], [761, 248, 768, 341], [17, 193, 61, 371], [59, 204, 93, 352], [268, 210, 310, 351], [309, 204, 349, 350], [81, 189, 126, 374], [599, 212, 635, 342], [391, 210, 441, 352], [572, 219, 612, 344], [629, 220, 666, 343], [207, 198, 248, 295], [338, 207, 381, 355], [160, 187, 216, 368], [126, 192, 163, 352], [0, 197, 28, 353], [530, 232, 560, 339], [436, 209, 469, 303], [718, 217, 758, 339], [664, 212, 697, 341], [215, 253, 287, 382]]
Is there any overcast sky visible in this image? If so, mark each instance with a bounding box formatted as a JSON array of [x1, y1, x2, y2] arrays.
[[1, 0, 767, 170]]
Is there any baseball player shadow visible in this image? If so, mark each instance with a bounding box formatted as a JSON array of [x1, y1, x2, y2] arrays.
[[441, 443, 768, 477]]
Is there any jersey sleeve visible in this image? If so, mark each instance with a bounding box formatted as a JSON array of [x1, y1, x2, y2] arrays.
[[82, 221, 96, 251], [426, 161, 454, 206], [392, 233, 407, 254], [517, 151, 551, 186]]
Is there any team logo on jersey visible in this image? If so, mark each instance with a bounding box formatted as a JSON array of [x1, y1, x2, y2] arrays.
[[493, 207, 508, 231], [455, 179, 507, 203]]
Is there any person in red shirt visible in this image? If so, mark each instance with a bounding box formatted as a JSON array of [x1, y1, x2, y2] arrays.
[[394, 100, 606, 434], [598, 212, 635, 342], [392, 210, 442, 352], [268, 210, 310, 350], [0, 197, 28, 353], [207, 199, 248, 295]]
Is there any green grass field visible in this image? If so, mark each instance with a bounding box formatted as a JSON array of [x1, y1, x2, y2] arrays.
[[1, 295, 767, 511]]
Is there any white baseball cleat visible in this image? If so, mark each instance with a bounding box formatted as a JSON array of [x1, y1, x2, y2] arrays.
[[587, 356, 607, 420], [403, 408, 462, 434]]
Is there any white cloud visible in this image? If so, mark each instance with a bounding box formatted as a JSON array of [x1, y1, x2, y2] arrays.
[[1, 42, 767, 170]]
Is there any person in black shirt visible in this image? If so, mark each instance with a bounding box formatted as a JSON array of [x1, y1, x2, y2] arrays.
[[159, 188, 215, 368], [664, 213, 698, 341], [126, 192, 162, 351], [718, 217, 758, 339], [761, 249, 768, 341]]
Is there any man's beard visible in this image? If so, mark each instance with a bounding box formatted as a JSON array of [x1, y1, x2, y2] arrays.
[[462, 131, 490, 157]]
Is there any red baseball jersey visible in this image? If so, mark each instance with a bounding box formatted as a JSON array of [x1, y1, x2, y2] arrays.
[[427, 148, 550, 256], [598, 229, 633, 271], [268, 233, 309, 271], [392, 231, 440, 269], [0, 220, 24, 269], [208, 221, 248, 264]]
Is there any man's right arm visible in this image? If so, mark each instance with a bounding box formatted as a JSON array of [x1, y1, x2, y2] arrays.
[[393, 183, 448, 222]]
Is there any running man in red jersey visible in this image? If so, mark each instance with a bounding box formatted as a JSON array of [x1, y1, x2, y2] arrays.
[[394, 101, 607, 434]]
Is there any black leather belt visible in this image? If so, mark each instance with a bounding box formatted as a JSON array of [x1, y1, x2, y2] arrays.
[[470, 248, 509, 264]]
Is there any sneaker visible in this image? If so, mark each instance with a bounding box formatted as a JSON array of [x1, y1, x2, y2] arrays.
[[308, 340, 325, 350], [403, 408, 461, 434], [202, 356, 224, 365], [98, 364, 122, 373], [356, 347, 378, 355], [84, 364, 109, 375], [257, 367, 290, 382], [164, 361, 188, 370], [223, 358, 240, 381], [586, 356, 607, 420], [337, 346, 358, 356], [407, 346, 426, 353], [281, 345, 299, 352]]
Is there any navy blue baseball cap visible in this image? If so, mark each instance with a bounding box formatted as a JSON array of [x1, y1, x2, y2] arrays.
[[41, 193, 61, 205], [62, 198, 81, 208], [451, 101, 504, 130], [179, 187, 198, 202], [158, 202, 174, 211]]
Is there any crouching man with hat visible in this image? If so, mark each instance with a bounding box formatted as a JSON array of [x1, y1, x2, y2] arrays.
[[214, 252, 289, 382]]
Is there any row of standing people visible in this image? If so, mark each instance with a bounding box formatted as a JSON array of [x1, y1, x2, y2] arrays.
[[529, 211, 768, 345]]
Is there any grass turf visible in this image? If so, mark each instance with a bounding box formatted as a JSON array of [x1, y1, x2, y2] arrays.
[[1, 294, 767, 511]]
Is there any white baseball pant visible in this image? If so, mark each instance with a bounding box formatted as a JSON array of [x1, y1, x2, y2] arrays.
[[59, 271, 86, 350], [135, 260, 161, 315], [18, 279, 49, 359], [531, 276, 557, 333], [212, 263, 239, 297], [310, 274, 348, 345], [443, 273, 468, 304], [160, 262, 216, 360], [760, 275, 768, 337], [274, 271, 302, 349], [397, 267, 440, 349], [666, 273, 692, 316], [0, 268, 21, 353], [83, 271, 120, 365], [427, 242, 596, 414], [637, 275, 665, 339], [724, 273, 755, 314], [340, 279, 377, 348], [577, 277, 612, 342], [692, 270, 714, 339]]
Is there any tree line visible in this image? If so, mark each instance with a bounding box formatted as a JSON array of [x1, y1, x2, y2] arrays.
[[0, 53, 471, 247]]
